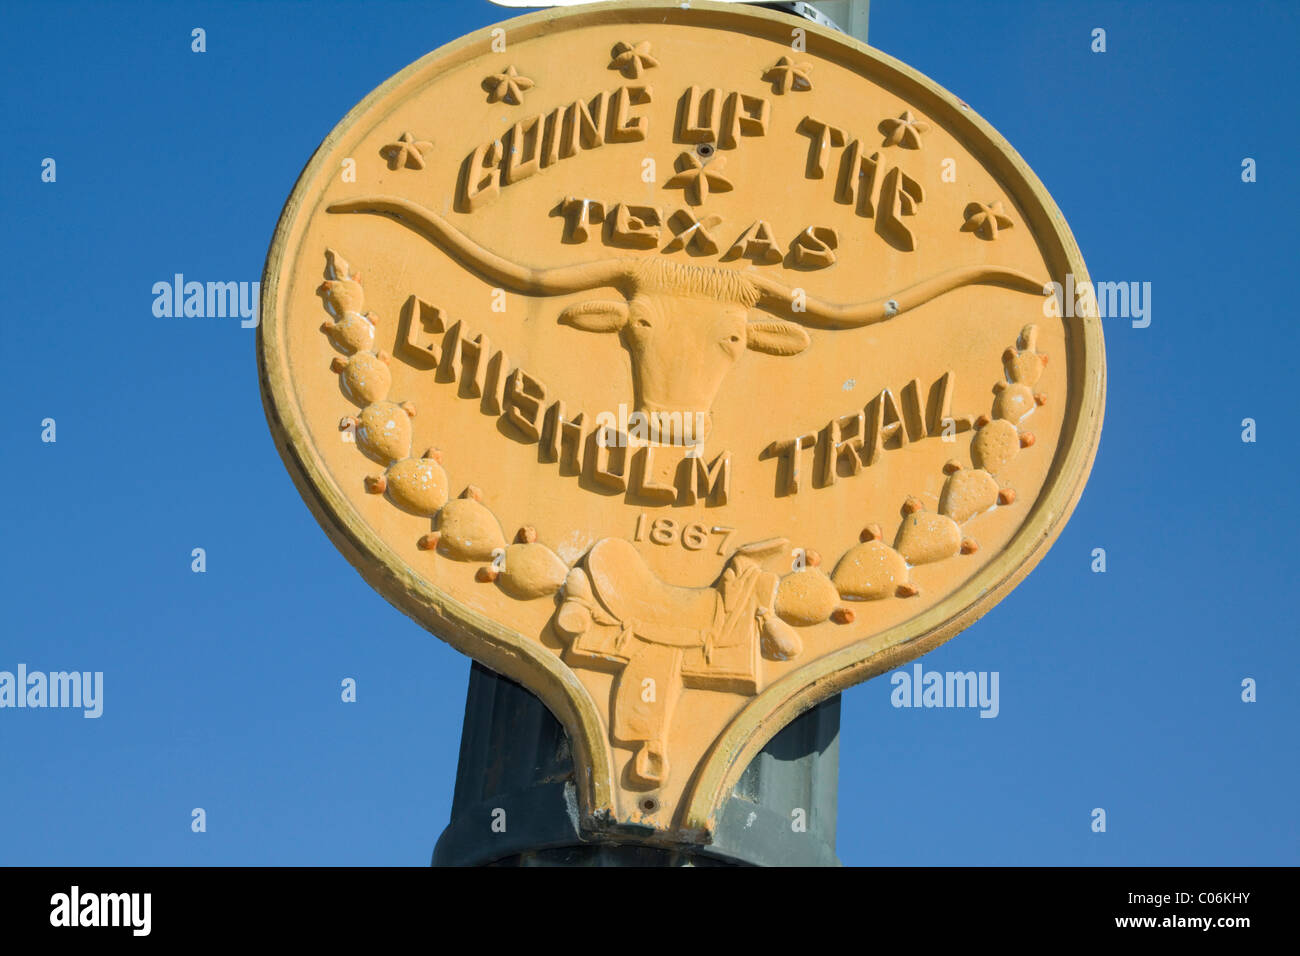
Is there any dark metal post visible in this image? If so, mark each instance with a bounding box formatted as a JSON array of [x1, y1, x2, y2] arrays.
[[433, 663, 840, 866]]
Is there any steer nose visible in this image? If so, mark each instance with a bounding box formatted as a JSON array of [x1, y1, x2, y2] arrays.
[[637, 404, 712, 444]]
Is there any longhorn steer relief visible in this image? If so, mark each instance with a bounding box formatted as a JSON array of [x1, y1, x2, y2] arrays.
[[327, 196, 1048, 438]]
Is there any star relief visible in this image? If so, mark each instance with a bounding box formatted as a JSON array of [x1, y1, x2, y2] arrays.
[[763, 55, 813, 94], [665, 151, 734, 206], [380, 131, 433, 170], [483, 65, 534, 105], [879, 110, 931, 149], [962, 201, 1015, 240], [609, 40, 658, 79]]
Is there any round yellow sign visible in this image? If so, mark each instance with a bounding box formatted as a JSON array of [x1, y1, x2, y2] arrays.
[[259, 0, 1104, 841]]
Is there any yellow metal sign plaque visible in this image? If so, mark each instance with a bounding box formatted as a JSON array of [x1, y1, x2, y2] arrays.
[[259, 0, 1104, 842]]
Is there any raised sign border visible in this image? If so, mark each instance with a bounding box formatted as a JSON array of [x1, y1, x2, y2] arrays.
[[258, 0, 1104, 844]]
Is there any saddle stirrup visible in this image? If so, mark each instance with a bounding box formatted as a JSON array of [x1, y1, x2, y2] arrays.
[[634, 739, 669, 787]]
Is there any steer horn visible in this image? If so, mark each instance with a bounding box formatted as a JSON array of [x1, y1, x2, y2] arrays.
[[327, 196, 634, 295], [328, 194, 1049, 321], [747, 267, 1048, 329]]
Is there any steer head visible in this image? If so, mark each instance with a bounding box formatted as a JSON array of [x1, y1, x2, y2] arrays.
[[558, 260, 809, 439], [327, 196, 1049, 441]]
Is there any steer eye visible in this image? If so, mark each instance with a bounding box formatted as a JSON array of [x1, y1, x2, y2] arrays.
[[636, 318, 652, 328], [727, 334, 741, 344]]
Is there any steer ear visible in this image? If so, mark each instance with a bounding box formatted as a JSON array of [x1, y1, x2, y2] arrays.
[[559, 300, 630, 333], [746, 317, 810, 355]]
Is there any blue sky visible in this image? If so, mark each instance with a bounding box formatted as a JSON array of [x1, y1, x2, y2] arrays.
[[2, 0, 1296, 866]]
